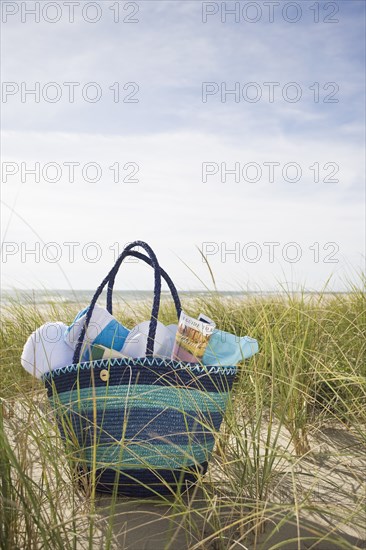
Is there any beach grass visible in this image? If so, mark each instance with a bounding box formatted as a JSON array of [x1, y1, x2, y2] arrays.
[[0, 280, 365, 549]]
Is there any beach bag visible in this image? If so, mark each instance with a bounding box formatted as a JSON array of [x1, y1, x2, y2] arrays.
[[43, 241, 237, 497]]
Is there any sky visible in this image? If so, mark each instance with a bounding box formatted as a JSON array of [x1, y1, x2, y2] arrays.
[[1, 0, 365, 292]]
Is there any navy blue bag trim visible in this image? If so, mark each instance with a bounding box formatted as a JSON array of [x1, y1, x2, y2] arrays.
[[43, 358, 237, 395], [43, 357, 236, 379], [78, 462, 209, 497]]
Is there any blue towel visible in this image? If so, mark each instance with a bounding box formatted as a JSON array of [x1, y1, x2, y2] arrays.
[[202, 330, 258, 366], [64, 305, 129, 361]]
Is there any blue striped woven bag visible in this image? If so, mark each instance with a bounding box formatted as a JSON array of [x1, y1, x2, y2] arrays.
[[43, 241, 237, 497]]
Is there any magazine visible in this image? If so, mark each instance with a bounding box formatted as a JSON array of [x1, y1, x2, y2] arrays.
[[171, 311, 215, 363]]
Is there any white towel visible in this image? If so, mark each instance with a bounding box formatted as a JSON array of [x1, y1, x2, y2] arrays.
[[21, 322, 73, 378], [122, 321, 177, 359], [64, 305, 129, 360]]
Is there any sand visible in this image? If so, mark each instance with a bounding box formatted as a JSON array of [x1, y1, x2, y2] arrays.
[[2, 396, 366, 550]]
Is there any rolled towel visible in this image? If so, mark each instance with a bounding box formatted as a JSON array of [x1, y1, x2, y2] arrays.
[[202, 331, 258, 366], [156, 324, 178, 359], [21, 322, 74, 378], [121, 320, 174, 359], [64, 305, 129, 361]]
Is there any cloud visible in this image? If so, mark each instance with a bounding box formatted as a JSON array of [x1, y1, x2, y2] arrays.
[[1, 128, 364, 290]]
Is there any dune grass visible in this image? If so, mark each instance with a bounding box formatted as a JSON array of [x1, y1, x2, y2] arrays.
[[0, 281, 365, 549]]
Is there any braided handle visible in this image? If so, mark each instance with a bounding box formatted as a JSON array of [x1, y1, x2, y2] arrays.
[[107, 250, 181, 319], [72, 241, 162, 364]]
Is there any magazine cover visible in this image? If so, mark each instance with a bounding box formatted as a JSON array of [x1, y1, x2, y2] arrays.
[[171, 311, 215, 363]]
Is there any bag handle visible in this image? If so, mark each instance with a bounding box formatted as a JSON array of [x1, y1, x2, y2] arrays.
[[73, 241, 162, 364], [106, 250, 182, 319]]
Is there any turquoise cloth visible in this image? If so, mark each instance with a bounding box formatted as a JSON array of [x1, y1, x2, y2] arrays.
[[65, 306, 129, 361], [203, 331, 258, 366]]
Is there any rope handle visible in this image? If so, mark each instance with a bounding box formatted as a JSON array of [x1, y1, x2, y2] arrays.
[[72, 241, 162, 363], [106, 250, 181, 318]]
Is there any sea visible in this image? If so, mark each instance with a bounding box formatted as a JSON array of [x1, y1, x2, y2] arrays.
[[0, 288, 348, 307]]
